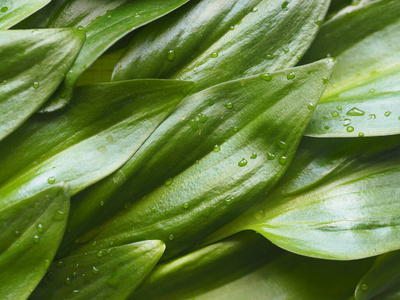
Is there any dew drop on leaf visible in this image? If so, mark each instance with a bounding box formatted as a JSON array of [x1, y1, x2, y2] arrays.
[[169, 234, 175, 241], [214, 145, 221, 152], [211, 52, 219, 58], [346, 107, 365, 116], [287, 72, 295, 80], [33, 235, 40, 244], [225, 102, 234, 109], [47, 176, 56, 184], [37, 224, 44, 233], [384, 111, 392, 117], [260, 73, 272, 81], [167, 50, 175, 61], [347, 126, 355, 133], [238, 158, 248, 167], [165, 178, 173, 186]]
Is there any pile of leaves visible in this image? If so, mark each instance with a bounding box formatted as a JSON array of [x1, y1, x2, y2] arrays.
[[1, 0, 400, 299]]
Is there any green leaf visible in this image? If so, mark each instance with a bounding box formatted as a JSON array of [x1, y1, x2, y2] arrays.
[[30, 240, 165, 300], [113, 0, 330, 92], [0, 29, 85, 141], [0, 0, 50, 29], [0, 79, 193, 207], [133, 232, 372, 300], [303, 0, 400, 137], [207, 135, 400, 260], [65, 59, 334, 260], [26, 0, 191, 112], [0, 184, 70, 300], [355, 251, 400, 300]]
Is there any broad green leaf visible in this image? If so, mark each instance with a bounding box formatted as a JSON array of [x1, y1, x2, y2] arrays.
[[113, 0, 330, 92], [355, 251, 400, 300], [0, 80, 193, 208], [65, 59, 334, 260], [0, 29, 85, 141], [303, 0, 400, 137], [0, 184, 70, 300], [133, 232, 372, 300], [30, 240, 165, 300], [207, 135, 400, 260], [0, 0, 50, 29], [26, 0, 191, 112]]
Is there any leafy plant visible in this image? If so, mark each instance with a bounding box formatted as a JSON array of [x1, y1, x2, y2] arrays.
[[1, 0, 400, 299]]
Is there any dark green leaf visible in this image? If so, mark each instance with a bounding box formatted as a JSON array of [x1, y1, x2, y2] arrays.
[[113, 0, 330, 92], [0, 80, 193, 207], [133, 232, 372, 300], [0, 0, 50, 29], [65, 59, 334, 260], [0, 184, 70, 300], [0, 29, 85, 141], [30, 240, 165, 300], [27, 0, 191, 112], [355, 251, 400, 300], [303, 0, 400, 137]]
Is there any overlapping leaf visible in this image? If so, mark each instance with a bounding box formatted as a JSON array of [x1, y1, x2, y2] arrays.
[[64, 59, 334, 260], [207, 134, 400, 260], [31, 240, 165, 300], [0, 79, 193, 207], [0, 29, 85, 141], [113, 0, 330, 92], [22, 0, 191, 112], [133, 232, 372, 300], [0, 184, 70, 300], [303, 0, 400, 137], [0, 0, 50, 29]]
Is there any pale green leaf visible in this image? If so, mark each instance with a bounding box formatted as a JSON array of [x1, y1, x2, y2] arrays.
[[0, 0, 50, 29]]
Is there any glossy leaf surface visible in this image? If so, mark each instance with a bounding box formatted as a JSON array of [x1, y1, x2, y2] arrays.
[[113, 0, 330, 92], [0, 184, 70, 300], [133, 232, 372, 300], [0, 80, 193, 207], [28, 0, 191, 112], [355, 251, 400, 300], [303, 0, 400, 137], [31, 240, 165, 300], [208, 135, 400, 260], [0, 0, 50, 29], [67, 59, 334, 260], [0, 29, 85, 141]]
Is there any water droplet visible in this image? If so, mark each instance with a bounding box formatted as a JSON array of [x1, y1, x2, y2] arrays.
[[384, 111, 392, 117], [296, 56, 302, 60], [283, 47, 290, 54], [211, 52, 219, 58], [33, 82, 40, 89], [165, 178, 173, 186], [15, 230, 20, 236], [56, 261, 63, 267], [106, 135, 115, 143], [287, 72, 295, 80], [92, 267, 99, 275], [107, 276, 120, 288], [225, 102, 234, 109], [252, 7, 258, 12], [254, 210, 264, 220], [97, 251, 103, 258], [1, 7, 8, 13], [358, 132, 364, 137], [33, 235, 40, 244], [346, 107, 365, 116], [229, 25, 235, 30], [214, 145, 221, 152], [169, 234, 175, 241], [65, 277, 71, 285], [183, 203, 189, 209], [322, 77, 329, 84], [53, 210, 65, 221], [260, 73, 272, 81], [98, 146, 107, 153], [267, 152, 275, 160], [279, 156, 288, 165], [100, 200, 104, 206], [282, 1, 290, 10], [106, 248, 112, 254], [307, 103, 315, 111], [343, 119, 351, 126], [250, 152, 257, 159], [324, 126, 330, 130], [347, 126, 355, 133], [37, 224, 44, 233], [331, 111, 339, 117], [369, 88, 375, 93], [44, 259, 51, 268], [336, 106, 342, 111], [151, 206, 157, 212], [238, 158, 248, 167], [72, 271, 78, 277], [47, 176, 56, 184], [369, 114, 376, 120], [315, 19, 322, 26], [77, 26, 84, 30], [277, 141, 286, 150], [361, 283, 368, 291], [233, 126, 239, 132], [266, 54, 274, 60], [167, 50, 175, 61], [225, 198, 233, 206]]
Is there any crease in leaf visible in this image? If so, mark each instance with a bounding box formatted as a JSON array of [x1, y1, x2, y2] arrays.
[[113, 0, 330, 92], [0, 28, 85, 141], [64, 59, 335, 261], [24, 0, 191, 112], [0, 184, 70, 300], [303, 0, 400, 137], [30, 240, 165, 300], [0, 79, 194, 209], [0, 0, 51, 29]]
